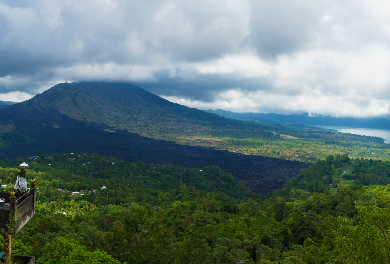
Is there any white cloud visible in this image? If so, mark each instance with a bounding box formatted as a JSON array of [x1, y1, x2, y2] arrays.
[[194, 54, 271, 78], [0, 91, 33, 102], [164, 88, 390, 118]]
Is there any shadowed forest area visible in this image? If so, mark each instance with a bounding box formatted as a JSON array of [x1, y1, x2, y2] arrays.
[[0, 115, 308, 193]]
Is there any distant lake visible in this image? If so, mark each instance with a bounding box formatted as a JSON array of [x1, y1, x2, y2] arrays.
[[319, 126, 390, 143]]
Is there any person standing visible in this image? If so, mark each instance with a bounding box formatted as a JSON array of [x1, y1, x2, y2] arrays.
[[14, 162, 28, 193]]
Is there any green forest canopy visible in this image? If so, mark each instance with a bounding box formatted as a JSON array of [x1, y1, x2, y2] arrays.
[[1, 153, 390, 263]]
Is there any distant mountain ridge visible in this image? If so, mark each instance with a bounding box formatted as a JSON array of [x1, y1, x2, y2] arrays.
[[25, 82, 259, 142], [0, 101, 14, 105], [6, 82, 378, 145], [0, 101, 15, 109], [0, 82, 281, 143], [206, 109, 390, 129]]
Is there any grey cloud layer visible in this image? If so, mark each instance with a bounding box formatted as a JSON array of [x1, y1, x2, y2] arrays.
[[0, 0, 390, 117], [0, 1, 249, 67]]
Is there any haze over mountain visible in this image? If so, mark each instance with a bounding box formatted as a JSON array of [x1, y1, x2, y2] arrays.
[[206, 109, 390, 130], [0, 101, 14, 105], [0, 82, 309, 193], [0, 101, 15, 109]]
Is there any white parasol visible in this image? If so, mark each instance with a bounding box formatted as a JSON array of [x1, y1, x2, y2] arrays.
[[19, 162, 29, 168]]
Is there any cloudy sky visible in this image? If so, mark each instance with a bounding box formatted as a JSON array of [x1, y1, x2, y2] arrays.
[[1, 0, 390, 117]]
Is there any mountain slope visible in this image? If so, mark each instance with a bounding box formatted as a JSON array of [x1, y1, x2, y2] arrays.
[[0, 82, 310, 193], [27, 82, 262, 142], [14, 82, 380, 147]]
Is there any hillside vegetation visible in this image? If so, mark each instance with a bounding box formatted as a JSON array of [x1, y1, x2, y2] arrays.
[[2, 153, 390, 263], [0, 82, 386, 163], [32, 82, 390, 162]]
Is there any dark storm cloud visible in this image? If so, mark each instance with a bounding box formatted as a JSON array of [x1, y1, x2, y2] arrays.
[[0, 85, 11, 94], [135, 69, 273, 102], [0, 0, 249, 78], [249, 1, 323, 59]]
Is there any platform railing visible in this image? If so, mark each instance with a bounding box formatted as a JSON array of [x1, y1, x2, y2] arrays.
[[0, 187, 36, 234], [15, 188, 36, 233]]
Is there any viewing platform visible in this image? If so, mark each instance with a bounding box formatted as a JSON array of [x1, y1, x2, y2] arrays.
[[0, 188, 36, 263], [0, 187, 36, 234], [0, 162, 36, 263]]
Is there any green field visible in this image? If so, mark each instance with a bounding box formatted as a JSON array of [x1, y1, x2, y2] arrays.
[[340, 179, 355, 186]]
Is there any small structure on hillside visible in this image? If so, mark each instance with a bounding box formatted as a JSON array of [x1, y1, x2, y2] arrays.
[[0, 163, 36, 263]]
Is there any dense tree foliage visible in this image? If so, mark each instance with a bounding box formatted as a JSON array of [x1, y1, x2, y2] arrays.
[[1, 153, 390, 263], [0, 133, 33, 150]]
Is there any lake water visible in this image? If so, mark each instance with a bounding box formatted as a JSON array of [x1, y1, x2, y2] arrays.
[[320, 126, 390, 143]]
